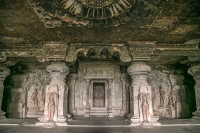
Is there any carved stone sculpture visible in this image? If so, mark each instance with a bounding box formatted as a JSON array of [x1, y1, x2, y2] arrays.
[[31, 89, 39, 108], [46, 86, 59, 122], [158, 85, 165, 107], [167, 96, 175, 110], [138, 86, 150, 122]]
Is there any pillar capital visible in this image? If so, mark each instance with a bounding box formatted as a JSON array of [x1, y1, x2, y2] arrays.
[[46, 62, 69, 86], [127, 62, 151, 86], [46, 62, 69, 76], [127, 62, 151, 76]]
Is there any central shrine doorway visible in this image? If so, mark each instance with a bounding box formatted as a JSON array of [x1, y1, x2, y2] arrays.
[[93, 82, 105, 107], [87, 80, 110, 117]]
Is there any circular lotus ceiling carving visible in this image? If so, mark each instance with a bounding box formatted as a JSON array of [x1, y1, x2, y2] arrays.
[[28, 0, 165, 27], [59, 0, 133, 20]]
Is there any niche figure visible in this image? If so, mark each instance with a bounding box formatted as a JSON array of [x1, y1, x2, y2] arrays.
[[31, 89, 39, 108], [46, 86, 58, 122], [158, 85, 165, 107], [139, 86, 150, 123], [168, 96, 175, 110]]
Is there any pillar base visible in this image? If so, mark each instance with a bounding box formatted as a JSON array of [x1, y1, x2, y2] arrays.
[[0, 111, 6, 120], [36, 114, 72, 126], [125, 113, 161, 126], [149, 116, 161, 126], [192, 111, 200, 120], [125, 113, 140, 126]]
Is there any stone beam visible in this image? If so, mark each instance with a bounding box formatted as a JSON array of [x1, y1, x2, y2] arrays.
[[0, 41, 199, 64]]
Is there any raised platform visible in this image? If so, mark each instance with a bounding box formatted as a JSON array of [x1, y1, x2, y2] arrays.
[[0, 117, 200, 127]]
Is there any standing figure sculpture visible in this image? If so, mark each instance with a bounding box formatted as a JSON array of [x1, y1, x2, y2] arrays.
[[46, 86, 58, 122], [168, 96, 175, 110], [139, 86, 150, 123], [31, 89, 39, 108], [159, 85, 165, 107]]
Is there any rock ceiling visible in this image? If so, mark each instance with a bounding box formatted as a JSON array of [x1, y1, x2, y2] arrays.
[[0, 0, 200, 68]]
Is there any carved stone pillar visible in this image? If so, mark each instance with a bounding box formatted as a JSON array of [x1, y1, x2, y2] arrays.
[[37, 62, 70, 127], [126, 62, 160, 126], [84, 79, 90, 117], [67, 73, 77, 115], [120, 73, 130, 115], [188, 64, 200, 120], [108, 79, 114, 117], [170, 74, 190, 118], [0, 64, 10, 120], [9, 74, 28, 118]]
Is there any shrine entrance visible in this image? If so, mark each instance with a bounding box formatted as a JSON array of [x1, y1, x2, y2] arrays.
[[87, 80, 110, 117], [93, 83, 105, 107]]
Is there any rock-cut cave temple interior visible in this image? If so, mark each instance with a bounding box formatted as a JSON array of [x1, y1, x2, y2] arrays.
[[0, 0, 200, 127]]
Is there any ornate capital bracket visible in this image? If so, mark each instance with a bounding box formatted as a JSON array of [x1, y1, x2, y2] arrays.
[[128, 41, 156, 62]]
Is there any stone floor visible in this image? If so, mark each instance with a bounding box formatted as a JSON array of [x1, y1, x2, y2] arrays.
[[0, 117, 200, 133]]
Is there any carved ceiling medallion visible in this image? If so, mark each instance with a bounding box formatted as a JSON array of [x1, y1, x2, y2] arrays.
[[59, 0, 133, 19], [27, 0, 167, 27]]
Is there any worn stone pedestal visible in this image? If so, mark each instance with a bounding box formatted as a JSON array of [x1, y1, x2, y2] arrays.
[[0, 111, 6, 119], [193, 110, 200, 120], [125, 114, 140, 126]]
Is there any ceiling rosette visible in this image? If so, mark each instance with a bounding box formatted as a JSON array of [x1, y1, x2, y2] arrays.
[[59, 0, 133, 20], [28, 0, 166, 27]]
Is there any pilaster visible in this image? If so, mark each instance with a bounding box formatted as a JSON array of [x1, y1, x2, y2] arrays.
[[67, 73, 78, 115], [188, 64, 200, 120], [0, 64, 10, 120]]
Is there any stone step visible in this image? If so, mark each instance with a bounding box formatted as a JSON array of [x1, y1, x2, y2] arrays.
[[90, 112, 109, 116], [89, 108, 109, 116], [90, 107, 108, 111]]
